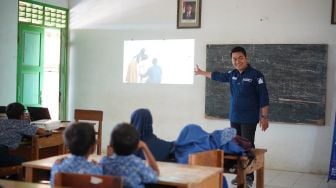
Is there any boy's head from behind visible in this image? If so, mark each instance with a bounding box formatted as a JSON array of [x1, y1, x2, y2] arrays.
[[64, 122, 96, 156], [6, 102, 25, 119], [110, 123, 139, 156]]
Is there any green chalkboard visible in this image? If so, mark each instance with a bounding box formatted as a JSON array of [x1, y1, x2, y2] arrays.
[[205, 44, 327, 125]]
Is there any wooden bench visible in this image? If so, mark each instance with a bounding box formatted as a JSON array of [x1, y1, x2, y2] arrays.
[[0, 165, 23, 180], [55, 172, 123, 188], [188, 150, 224, 188]]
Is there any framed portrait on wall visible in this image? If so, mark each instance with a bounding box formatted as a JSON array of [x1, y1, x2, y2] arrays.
[[177, 0, 202, 28], [332, 0, 336, 24]]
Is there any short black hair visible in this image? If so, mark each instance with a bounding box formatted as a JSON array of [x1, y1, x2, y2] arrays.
[[110, 122, 139, 156], [64, 122, 96, 156], [184, 2, 193, 7], [6, 102, 25, 119], [230, 46, 247, 57]]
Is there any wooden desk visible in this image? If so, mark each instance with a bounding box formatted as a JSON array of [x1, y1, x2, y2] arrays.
[[9, 131, 65, 161], [0, 179, 63, 188], [9, 122, 69, 161], [23, 154, 223, 188], [224, 148, 267, 188]]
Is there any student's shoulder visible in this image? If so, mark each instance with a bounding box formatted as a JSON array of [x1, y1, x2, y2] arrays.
[[51, 159, 64, 172], [2, 119, 30, 127], [100, 154, 128, 164], [100, 155, 111, 164], [127, 154, 146, 165], [1, 119, 19, 123]]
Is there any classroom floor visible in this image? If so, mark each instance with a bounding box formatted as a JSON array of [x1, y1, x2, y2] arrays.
[[225, 169, 336, 188]]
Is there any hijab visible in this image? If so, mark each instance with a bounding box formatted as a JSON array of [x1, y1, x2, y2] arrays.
[[130, 108, 155, 140], [130, 108, 174, 161]]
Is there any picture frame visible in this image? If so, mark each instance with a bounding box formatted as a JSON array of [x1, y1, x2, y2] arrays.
[[177, 0, 202, 29], [332, 0, 336, 24]]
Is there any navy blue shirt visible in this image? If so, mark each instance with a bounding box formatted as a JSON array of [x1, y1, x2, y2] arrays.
[[211, 65, 269, 123]]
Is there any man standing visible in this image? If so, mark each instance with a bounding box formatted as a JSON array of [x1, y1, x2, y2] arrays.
[[141, 58, 162, 84], [194, 46, 269, 187], [126, 48, 148, 83]]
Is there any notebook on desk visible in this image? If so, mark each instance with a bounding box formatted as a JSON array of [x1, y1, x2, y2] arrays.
[[27, 107, 51, 121]]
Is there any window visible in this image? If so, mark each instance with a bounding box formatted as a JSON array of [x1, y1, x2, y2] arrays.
[[18, 1, 67, 28]]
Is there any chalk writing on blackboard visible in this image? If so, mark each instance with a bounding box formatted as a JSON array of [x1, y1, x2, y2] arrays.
[[205, 44, 327, 125]]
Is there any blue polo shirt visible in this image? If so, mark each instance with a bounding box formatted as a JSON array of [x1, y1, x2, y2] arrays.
[[211, 65, 269, 123]]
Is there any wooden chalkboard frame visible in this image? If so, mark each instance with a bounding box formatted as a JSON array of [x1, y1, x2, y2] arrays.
[[332, 0, 336, 24], [205, 44, 327, 125]]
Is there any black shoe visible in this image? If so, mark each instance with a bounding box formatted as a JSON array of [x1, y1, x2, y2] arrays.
[[231, 176, 254, 187], [231, 177, 237, 185], [246, 175, 254, 188]]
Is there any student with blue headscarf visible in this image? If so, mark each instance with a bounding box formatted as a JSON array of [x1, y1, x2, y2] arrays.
[[130, 108, 175, 161], [174, 124, 244, 164], [174, 124, 237, 188]]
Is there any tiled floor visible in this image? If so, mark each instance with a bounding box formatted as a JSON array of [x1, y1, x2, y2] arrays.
[[225, 169, 336, 188]]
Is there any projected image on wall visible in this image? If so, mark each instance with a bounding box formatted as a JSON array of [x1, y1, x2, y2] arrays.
[[123, 39, 195, 84]]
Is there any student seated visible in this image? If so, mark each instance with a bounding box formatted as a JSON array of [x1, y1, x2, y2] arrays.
[[175, 124, 239, 188], [50, 122, 102, 185], [100, 122, 159, 188], [0, 102, 50, 167], [131, 108, 175, 161], [174, 124, 241, 164]]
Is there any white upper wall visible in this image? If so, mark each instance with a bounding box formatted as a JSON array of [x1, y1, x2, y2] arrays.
[[33, 0, 68, 8], [68, 0, 336, 174], [0, 0, 18, 104]]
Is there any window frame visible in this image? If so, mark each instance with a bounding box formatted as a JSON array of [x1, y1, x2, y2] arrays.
[[17, 0, 69, 120]]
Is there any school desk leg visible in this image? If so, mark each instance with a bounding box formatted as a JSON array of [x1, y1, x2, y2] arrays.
[[25, 167, 33, 182]]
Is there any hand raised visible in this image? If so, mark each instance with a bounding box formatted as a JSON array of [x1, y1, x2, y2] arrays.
[[194, 64, 202, 75]]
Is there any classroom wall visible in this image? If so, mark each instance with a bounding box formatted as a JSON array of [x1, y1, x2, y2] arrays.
[[0, 0, 18, 105], [0, 0, 335, 174], [33, 0, 68, 8], [68, 0, 336, 174]]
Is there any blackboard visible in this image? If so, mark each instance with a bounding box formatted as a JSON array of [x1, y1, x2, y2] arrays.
[[205, 44, 327, 125]]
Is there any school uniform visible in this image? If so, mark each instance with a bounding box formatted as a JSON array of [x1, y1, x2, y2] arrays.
[[101, 154, 157, 188], [50, 155, 103, 185], [0, 119, 37, 167]]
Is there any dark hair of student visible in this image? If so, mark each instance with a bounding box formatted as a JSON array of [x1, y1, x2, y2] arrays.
[[6, 102, 25, 119], [64, 122, 96, 156], [230, 46, 247, 57], [110, 122, 139, 156]]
